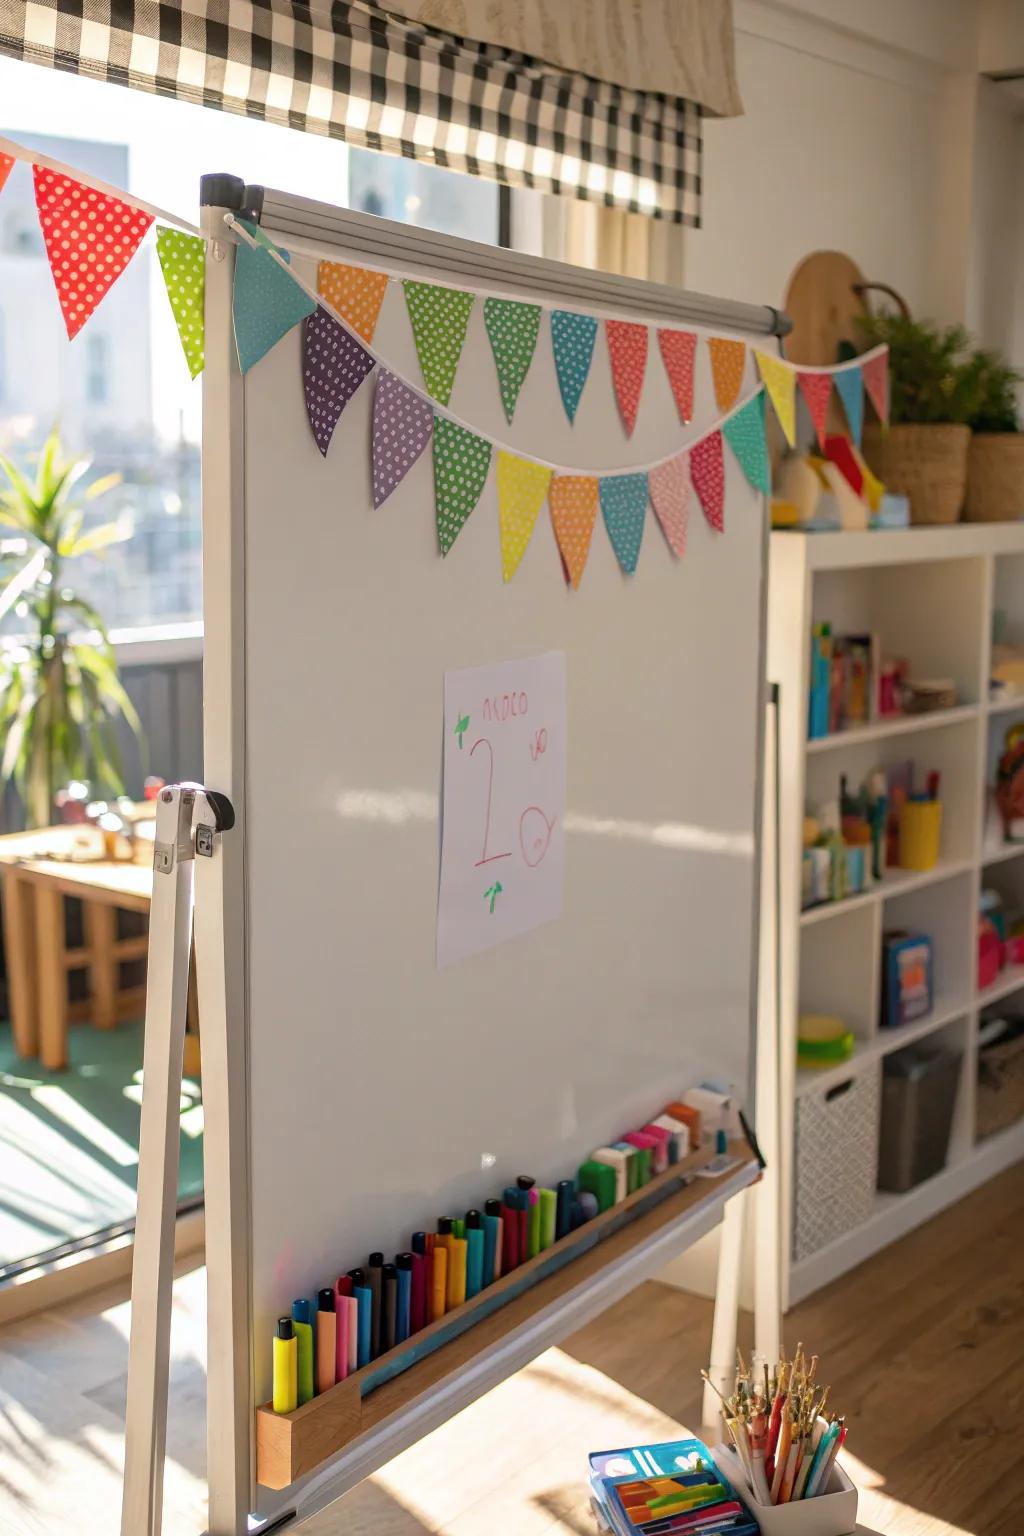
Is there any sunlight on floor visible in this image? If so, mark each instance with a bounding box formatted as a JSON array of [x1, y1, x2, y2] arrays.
[[31, 1085, 139, 1166]]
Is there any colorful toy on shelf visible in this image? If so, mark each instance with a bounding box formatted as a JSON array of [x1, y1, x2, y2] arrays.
[[773, 438, 909, 532], [802, 760, 943, 911], [798, 1015, 855, 1069], [880, 930, 933, 1028], [807, 623, 911, 738], [995, 721, 1024, 844]]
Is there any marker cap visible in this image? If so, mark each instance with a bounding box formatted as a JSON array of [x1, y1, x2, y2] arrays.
[[437, 1217, 455, 1235], [382, 1261, 398, 1279], [368, 1252, 384, 1267], [396, 1252, 413, 1270], [465, 1209, 483, 1229], [277, 1317, 294, 1339], [516, 1175, 535, 1191], [291, 1299, 311, 1324], [411, 1231, 427, 1254], [317, 1288, 335, 1311], [484, 1198, 502, 1217], [347, 1267, 367, 1286]]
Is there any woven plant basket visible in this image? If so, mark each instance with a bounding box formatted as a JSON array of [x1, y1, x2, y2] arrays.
[[862, 423, 970, 525], [964, 433, 1024, 522]]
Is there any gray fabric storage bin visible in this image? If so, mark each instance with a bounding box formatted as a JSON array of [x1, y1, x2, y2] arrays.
[[877, 1043, 961, 1192], [793, 1066, 880, 1262]]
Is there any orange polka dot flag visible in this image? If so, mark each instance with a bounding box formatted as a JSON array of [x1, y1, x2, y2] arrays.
[[33, 167, 153, 340], [318, 260, 389, 344], [549, 475, 600, 590]]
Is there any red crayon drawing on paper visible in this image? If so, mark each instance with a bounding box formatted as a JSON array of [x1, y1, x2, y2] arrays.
[[529, 727, 548, 761], [470, 737, 512, 867], [483, 691, 528, 723], [519, 805, 556, 868]]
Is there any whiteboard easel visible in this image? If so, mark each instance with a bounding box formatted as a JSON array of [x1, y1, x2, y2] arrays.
[[123, 173, 787, 1536]]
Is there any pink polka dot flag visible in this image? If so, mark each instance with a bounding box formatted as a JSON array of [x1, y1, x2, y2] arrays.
[[605, 320, 649, 437], [690, 430, 726, 532]]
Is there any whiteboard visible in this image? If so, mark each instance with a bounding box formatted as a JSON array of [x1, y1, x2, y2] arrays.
[[212, 189, 774, 1521]]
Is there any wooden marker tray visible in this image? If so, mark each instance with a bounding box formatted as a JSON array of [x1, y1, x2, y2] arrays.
[[256, 1141, 751, 1489]]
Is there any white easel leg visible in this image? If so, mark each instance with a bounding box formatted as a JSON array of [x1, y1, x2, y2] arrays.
[[702, 1189, 746, 1428], [121, 789, 196, 1536], [753, 683, 783, 1367]]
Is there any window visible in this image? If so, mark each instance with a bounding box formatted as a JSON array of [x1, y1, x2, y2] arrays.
[[0, 60, 502, 635], [85, 333, 110, 404], [0, 310, 4, 404]]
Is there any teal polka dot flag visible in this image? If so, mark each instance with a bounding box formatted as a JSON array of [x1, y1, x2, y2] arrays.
[[599, 473, 649, 575], [232, 221, 315, 375], [722, 392, 771, 494], [483, 297, 541, 422], [156, 226, 205, 379], [433, 417, 493, 556], [834, 365, 864, 446], [404, 280, 475, 405], [551, 310, 598, 424]]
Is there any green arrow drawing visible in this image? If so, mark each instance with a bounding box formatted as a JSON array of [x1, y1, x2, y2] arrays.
[[454, 712, 470, 749], [484, 881, 503, 914]]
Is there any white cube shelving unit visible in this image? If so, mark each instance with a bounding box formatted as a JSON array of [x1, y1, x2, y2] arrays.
[[768, 524, 1024, 1308]]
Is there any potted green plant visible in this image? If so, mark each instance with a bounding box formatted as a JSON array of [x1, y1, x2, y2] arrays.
[[962, 348, 1024, 522], [857, 312, 981, 525], [0, 430, 143, 828]]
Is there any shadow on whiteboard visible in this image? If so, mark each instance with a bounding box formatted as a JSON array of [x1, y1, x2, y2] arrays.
[[332, 786, 753, 859]]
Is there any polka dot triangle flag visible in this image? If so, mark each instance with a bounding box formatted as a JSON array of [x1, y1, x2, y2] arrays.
[[371, 368, 434, 509], [549, 475, 599, 590], [33, 166, 153, 341], [797, 371, 833, 450], [232, 220, 316, 375], [834, 364, 864, 446], [658, 329, 697, 424], [318, 260, 389, 344], [496, 452, 551, 582], [156, 227, 205, 380], [302, 307, 375, 457], [605, 319, 648, 437], [649, 451, 690, 558], [755, 350, 796, 448], [599, 473, 648, 576], [862, 351, 890, 425], [403, 279, 475, 405], [708, 337, 746, 413], [551, 310, 598, 424], [690, 429, 726, 532], [0, 152, 14, 195], [722, 393, 771, 494], [483, 297, 542, 423], [432, 417, 492, 557]]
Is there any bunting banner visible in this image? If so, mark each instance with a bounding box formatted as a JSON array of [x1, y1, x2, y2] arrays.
[[496, 452, 552, 583], [372, 368, 434, 509], [862, 352, 890, 425], [233, 224, 315, 375], [34, 167, 153, 341], [599, 474, 648, 576], [484, 298, 542, 423], [797, 371, 833, 450], [433, 417, 492, 556], [708, 338, 746, 414], [690, 430, 726, 532], [0, 152, 14, 195], [658, 329, 697, 424], [649, 452, 690, 557], [834, 364, 864, 445], [722, 393, 770, 494], [754, 350, 796, 448], [302, 307, 375, 457], [404, 279, 475, 405], [551, 310, 598, 424], [318, 260, 389, 344], [156, 227, 206, 380], [550, 475, 600, 590], [606, 320, 649, 438]]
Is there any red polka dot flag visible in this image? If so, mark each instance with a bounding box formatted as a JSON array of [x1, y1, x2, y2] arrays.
[[33, 167, 153, 340]]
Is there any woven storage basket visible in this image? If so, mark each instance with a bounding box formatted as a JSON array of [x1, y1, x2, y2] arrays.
[[863, 423, 970, 525], [964, 433, 1024, 523], [977, 1029, 1024, 1139], [793, 1065, 880, 1262]]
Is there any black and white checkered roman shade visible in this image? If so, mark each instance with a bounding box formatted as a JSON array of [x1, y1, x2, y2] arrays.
[[0, 1, 703, 225]]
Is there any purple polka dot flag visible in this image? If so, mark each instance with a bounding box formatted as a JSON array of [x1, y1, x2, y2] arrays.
[[302, 308, 375, 457], [372, 368, 435, 509]]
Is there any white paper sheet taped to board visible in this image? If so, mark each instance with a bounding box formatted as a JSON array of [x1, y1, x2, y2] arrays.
[[438, 652, 566, 967]]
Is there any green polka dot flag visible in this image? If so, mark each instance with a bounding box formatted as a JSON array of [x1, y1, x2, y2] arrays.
[[483, 297, 541, 422], [403, 279, 475, 405], [433, 417, 492, 556], [156, 226, 206, 380]]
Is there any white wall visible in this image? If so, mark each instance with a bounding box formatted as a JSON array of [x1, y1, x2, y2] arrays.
[[968, 79, 1024, 374]]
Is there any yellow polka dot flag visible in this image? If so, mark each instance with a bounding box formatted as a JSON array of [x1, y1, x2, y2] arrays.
[[157, 227, 206, 379], [755, 350, 796, 447], [496, 452, 551, 582]]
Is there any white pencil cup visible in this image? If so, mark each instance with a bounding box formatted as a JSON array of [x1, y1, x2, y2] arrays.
[[712, 1444, 858, 1536]]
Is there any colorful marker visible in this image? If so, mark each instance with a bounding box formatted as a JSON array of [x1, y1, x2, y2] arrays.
[[538, 1188, 557, 1250], [464, 1210, 484, 1298], [448, 1236, 467, 1308], [501, 1188, 520, 1271], [483, 1197, 502, 1285], [431, 1244, 448, 1321], [316, 1288, 337, 1394], [290, 1299, 315, 1405], [517, 1176, 535, 1258], [395, 1253, 412, 1342], [273, 1318, 297, 1414], [555, 1179, 574, 1240], [409, 1250, 427, 1332], [382, 1262, 398, 1352], [367, 1252, 384, 1358]]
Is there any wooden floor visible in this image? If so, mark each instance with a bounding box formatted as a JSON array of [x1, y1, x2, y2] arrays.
[[0, 1165, 1021, 1536]]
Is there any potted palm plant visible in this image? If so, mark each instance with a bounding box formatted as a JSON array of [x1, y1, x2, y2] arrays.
[[0, 431, 143, 828], [963, 349, 1024, 522], [858, 312, 981, 524]]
